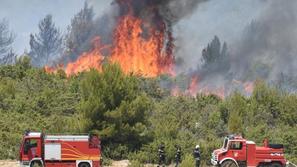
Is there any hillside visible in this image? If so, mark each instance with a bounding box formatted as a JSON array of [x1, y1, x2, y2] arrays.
[[0, 60, 296, 165]]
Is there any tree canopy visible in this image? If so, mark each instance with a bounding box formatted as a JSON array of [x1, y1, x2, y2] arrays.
[[29, 15, 62, 67], [0, 62, 296, 164]]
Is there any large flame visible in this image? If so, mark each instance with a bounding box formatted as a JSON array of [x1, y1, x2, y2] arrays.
[[54, 4, 174, 78], [45, 1, 255, 97], [64, 37, 105, 76], [110, 14, 174, 77]]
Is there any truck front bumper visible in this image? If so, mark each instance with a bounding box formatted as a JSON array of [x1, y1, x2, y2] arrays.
[[20, 161, 30, 167], [211, 158, 218, 166]]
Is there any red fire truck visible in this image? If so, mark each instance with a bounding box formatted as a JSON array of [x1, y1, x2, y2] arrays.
[[19, 131, 101, 167], [211, 135, 287, 167]]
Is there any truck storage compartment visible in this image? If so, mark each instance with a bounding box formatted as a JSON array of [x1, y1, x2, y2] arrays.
[[44, 143, 61, 160]]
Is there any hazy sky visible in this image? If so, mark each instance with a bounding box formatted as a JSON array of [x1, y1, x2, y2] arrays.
[[0, 0, 266, 56], [0, 0, 110, 54], [174, 0, 266, 69]]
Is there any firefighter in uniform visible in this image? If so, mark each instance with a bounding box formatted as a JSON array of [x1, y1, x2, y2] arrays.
[[175, 145, 182, 167], [158, 143, 166, 167], [193, 145, 201, 167]]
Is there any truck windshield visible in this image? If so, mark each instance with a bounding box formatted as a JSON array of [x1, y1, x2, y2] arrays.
[[223, 138, 228, 149]]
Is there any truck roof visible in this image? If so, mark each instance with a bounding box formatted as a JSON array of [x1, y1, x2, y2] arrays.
[[227, 134, 245, 140], [246, 140, 255, 144], [45, 135, 89, 141], [24, 132, 90, 141], [25, 132, 42, 137]]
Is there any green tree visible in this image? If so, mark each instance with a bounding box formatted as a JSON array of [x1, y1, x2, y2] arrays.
[[201, 36, 230, 72], [65, 2, 94, 61], [0, 19, 15, 64], [79, 64, 152, 158], [30, 15, 62, 67], [227, 92, 246, 134]]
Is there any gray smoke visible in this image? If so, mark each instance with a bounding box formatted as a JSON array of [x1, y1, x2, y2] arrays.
[[109, 0, 209, 42], [230, 0, 297, 90], [66, 0, 209, 60], [158, 0, 209, 24], [173, 0, 297, 95]]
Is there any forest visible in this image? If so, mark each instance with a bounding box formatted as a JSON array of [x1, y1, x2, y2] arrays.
[[0, 59, 296, 165], [1, 1, 297, 166]]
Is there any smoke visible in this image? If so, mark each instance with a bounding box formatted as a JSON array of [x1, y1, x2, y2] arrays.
[[230, 0, 297, 90], [175, 0, 297, 95], [65, 0, 209, 61], [113, 0, 208, 23]]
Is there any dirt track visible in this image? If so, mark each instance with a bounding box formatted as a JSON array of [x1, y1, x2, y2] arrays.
[[0, 160, 189, 167], [0, 160, 130, 167], [0, 160, 19, 167]]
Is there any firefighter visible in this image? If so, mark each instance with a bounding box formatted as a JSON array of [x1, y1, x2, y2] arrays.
[[175, 145, 182, 167], [157, 143, 166, 167], [193, 145, 201, 167]]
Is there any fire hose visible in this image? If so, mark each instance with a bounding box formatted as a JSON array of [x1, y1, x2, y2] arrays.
[[287, 161, 297, 167]]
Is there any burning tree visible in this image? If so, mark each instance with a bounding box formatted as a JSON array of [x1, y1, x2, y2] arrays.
[[47, 0, 179, 77], [65, 2, 95, 61]]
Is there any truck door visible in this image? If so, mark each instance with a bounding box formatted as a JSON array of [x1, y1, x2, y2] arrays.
[[229, 141, 247, 165], [21, 139, 30, 162], [23, 138, 39, 160]]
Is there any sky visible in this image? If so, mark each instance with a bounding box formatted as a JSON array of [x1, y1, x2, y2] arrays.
[[174, 0, 266, 69], [0, 0, 266, 56], [0, 0, 110, 54]]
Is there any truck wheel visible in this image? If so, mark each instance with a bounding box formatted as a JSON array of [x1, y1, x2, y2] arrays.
[[221, 160, 237, 167], [30, 161, 42, 167], [270, 163, 282, 167], [78, 162, 91, 167]]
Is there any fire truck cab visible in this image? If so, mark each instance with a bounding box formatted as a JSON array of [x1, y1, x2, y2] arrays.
[[19, 131, 101, 167], [211, 135, 287, 167]]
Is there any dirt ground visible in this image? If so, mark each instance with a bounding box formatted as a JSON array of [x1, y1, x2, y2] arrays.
[[0, 160, 199, 167], [0, 160, 19, 167], [0, 160, 130, 167]]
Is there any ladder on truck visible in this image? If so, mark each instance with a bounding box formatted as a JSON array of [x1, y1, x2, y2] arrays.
[[287, 161, 297, 167]]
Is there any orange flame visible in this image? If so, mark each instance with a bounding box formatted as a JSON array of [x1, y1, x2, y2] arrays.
[[171, 85, 181, 96], [49, 5, 174, 77], [187, 76, 199, 96], [64, 37, 105, 76], [44, 65, 56, 73], [110, 14, 174, 77], [243, 82, 254, 94]]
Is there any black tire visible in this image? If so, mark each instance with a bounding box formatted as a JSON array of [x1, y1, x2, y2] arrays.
[[221, 160, 237, 167], [270, 162, 282, 167], [30, 161, 42, 167], [78, 162, 91, 167]]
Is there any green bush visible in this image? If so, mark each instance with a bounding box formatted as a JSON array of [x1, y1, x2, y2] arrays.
[[180, 154, 195, 167], [129, 160, 144, 167], [0, 62, 296, 165]]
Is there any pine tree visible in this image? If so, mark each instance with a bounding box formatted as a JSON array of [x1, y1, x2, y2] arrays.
[[0, 19, 15, 64], [29, 15, 62, 67], [80, 64, 151, 155], [201, 36, 230, 72], [65, 2, 94, 61], [227, 92, 246, 134]]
